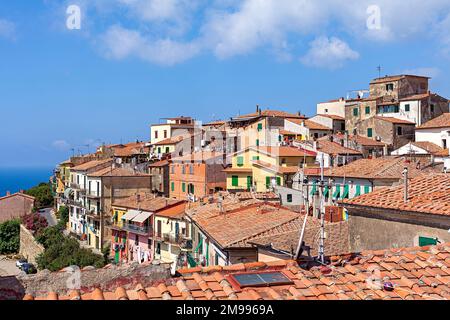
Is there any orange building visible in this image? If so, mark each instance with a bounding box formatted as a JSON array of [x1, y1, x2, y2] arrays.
[[169, 151, 227, 201]]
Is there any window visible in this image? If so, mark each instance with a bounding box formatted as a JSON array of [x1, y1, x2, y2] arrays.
[[165, 147, 170, 154], [189, 165, 194, 174], [163, 130, 167, 138], [419, 236, 438, 247], [314, 133, 319, 139], [232, 176, 239, 187], [135, 234, 138, 246], [276, 177, 281, 186], [430, 104, 435, 113], [386, 83, 394, 91], [171, 182, 175, 192], [367, 128, 373, 138], [265, 177, 271, 188], [257, 123, 263, 132], [443, 139, 447, 149], [147, 239, 152, 248], [364, 185, 370, 194], [256, 139, 260, 146], [353, 108, 359, 116], [365, 106, 370, 115], [287, 194, 293, 203], [397, 126, 403, 136], [182, 183, 186, 193], [157, 147, 161, 154], [154, 131, 158, 139], [170, 166, 174, 174], [404, 104, 410, 112], [230, 272, 293, 288], [156, 242, 161, 255], [278, 135, 282, 142], [252, 156, 260, 161], [237, 156, 244, 167], [182, 166, 185, 174], [215, 253, 219, 265]]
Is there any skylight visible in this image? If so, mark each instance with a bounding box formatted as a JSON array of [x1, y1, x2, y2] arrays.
[[230, 272, 293, 288]]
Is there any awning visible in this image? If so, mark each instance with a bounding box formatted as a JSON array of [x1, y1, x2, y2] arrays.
[[121, 209, 142, 221], [64, 188, 74, 198], [332, 185, 341, 199], [323, 186, 330, 197], [132, 211, 153, 223], [354, 185, 361, 197], [341, 185, 350, 199]]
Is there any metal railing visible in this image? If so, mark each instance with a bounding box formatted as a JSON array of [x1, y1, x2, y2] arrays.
[[122, 223, 152, 235]]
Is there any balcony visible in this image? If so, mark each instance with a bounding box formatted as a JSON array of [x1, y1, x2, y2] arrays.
[[65, 198, 84, 207], [122, 223, 152, 236], [162, 233, 192, 249], [86, 191, 101, 199]]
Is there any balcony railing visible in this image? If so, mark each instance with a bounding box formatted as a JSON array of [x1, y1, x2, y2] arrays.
[[86, 191, 101, 198], [122, 223, 152, 235], [65, 198, 84, 206]]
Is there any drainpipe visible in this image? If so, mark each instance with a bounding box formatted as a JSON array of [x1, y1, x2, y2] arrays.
[[403, 167, 408, 203]]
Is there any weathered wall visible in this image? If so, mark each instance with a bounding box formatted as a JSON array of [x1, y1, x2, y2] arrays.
[[348, 212, 450, 252], [17, 261, 171, 297], [0, 194, 35, 223], [19, 224, 44, 265]]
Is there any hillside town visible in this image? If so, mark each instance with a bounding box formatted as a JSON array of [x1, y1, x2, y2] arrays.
[[2, 73, 450, 301]]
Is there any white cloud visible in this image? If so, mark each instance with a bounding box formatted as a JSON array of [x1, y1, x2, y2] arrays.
[[85, 0, 450, 65], [300, 36, 359, 69], [0, 19, 15, 40], [52, 140, 70, 150], [402, 67, 441, 79], [100, 25, 201, 66]]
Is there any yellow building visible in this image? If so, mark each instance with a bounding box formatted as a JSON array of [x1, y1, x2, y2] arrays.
[[224, 146, 317, 192]]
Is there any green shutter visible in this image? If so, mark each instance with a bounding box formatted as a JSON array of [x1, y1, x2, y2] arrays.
[[276, 176, 281, 186], [367, 128, 373, 138], [332, 185, 341, 199], [287, 194, 293, 203], [182, 183, 186, 192], [171, 182, 174, 192], [232, 176, 239, 187], [266, 176, 271, 188], [310, 182, 317, 195], [278, 135, 282, 142], [353, 108, 358, 116], [364, 185, 370, 194], [323, 186, 329, 197], [419, 236, 438, 247], [191, 184, 195, 194], [237, 156, 244, 167], [342, 185, 350, 199], [365, 106, 370, 114], [252, 156, 260, 161], [247, 176, 252, 190], [256, 139, 260, 146], [257, 123, 263, 131], [355, 185, 361, 197]]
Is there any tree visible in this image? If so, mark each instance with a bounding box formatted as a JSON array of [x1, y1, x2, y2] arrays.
[[21, 213, 48, 236], [0, 219, 20, 254], [57, 206, 69, 225], [26, 182, 54, 208]]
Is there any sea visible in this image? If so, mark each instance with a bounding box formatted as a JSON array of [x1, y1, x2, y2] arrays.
[[0, 167, 54, 197]]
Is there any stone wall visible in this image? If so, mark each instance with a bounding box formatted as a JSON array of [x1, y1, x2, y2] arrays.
[[17, 261, 171, 297], [19, 224, 44, 265]]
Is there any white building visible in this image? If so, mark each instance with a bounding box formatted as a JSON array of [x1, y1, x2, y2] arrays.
[[316, 98, 346, 118], [284, 119, 332, 141], [415, 113, 450, 149], [391, 141, 444, 159]]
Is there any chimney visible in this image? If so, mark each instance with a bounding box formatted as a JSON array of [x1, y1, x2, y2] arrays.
[[403, 167, 408, 203], [136, 194, 141, 203], [256, 105, 259, 113], [6, 191, 10, 196]]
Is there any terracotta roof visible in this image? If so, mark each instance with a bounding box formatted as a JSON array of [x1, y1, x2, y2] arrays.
[[279, 129, 298, 136], [370, 74, 429, 84], [254, 146, 317, 158], [235, 110, 305, 119], [288, 119, 332, 131], [88, 167, 150, 177], [315, 140, 362, 156], [343, 174, 450, 216], [113, 194, 184, 213], [435, 149, 449, 157], [148, 159, 170, 167], [222, 167, 253, 173], [152, 133, 195, 146], [71, 159, 113, 171], [0, 192, 35, 202], [416, 113, 450, 130], [252, 160, 299, 174], [108, 142, 149, 157], [234, 192, 280, 201], [316, 114, 345, 121], [188, 200, 301, 249], [332, 134, 386, 147], [410, 141, 444, 155], [308, 157, 436, 180], [25, 242, 450, 300], [374, 116, 416, 125]]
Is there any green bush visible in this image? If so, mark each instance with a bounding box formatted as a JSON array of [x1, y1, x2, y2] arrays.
[[0, 219, 20, 254], [35, 225, 105, 271], [57, 206, 69, 225], [26, 182, 54, 208]]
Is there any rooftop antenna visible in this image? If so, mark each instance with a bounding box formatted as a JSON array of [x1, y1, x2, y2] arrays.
[[377, 65, 382, 78], [70, 148, 75, 157]]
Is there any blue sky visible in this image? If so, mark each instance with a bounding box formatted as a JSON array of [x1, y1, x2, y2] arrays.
[[1, 0, 450, 167]]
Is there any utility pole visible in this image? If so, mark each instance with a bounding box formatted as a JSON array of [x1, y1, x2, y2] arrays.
[[318, 154, 326, 264]]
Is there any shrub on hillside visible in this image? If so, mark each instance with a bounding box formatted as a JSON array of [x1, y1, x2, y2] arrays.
[[21, 213, 48, 236], [26, 182, 54, 208], [0, 219, 20, 254]]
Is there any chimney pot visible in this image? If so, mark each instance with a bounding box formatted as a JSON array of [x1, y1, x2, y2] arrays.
[[6, 191, 11, 196]]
